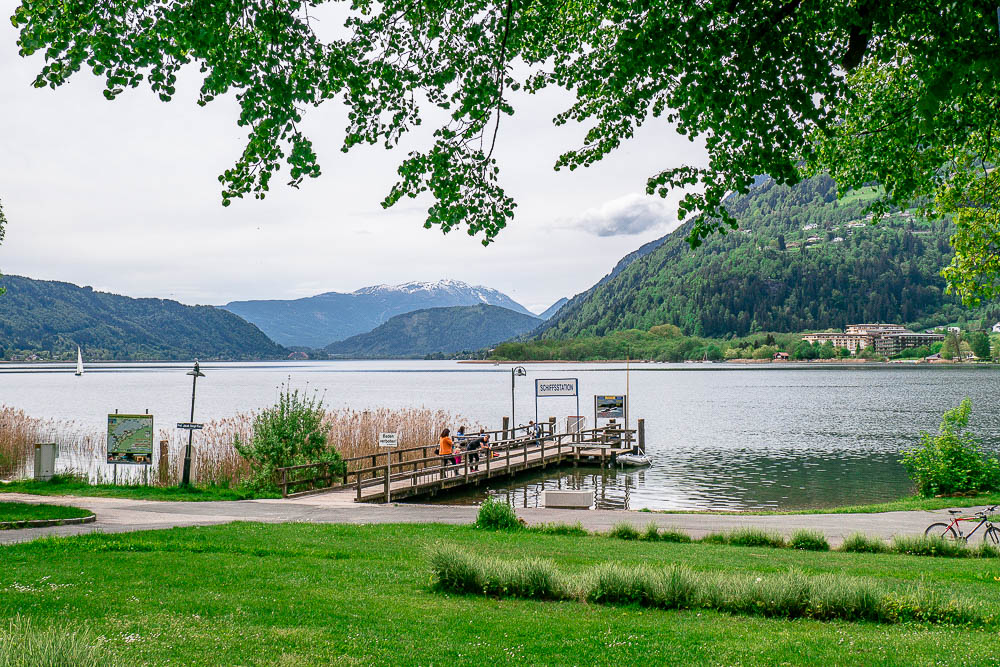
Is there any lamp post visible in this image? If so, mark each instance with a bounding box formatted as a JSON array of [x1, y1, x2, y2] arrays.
[[510, 365, 526, 429], [181, 360, 205, 487]]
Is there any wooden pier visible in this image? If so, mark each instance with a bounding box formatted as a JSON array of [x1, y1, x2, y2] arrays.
[[277, 420, 644, 503]]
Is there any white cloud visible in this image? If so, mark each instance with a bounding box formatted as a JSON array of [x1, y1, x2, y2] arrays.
[[572, 193, 679, 237]]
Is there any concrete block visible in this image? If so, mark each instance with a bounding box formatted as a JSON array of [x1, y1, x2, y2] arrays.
[[542, 490, 592, 509]]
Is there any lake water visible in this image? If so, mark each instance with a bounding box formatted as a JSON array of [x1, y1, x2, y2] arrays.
[[2, 360, 998, 511]]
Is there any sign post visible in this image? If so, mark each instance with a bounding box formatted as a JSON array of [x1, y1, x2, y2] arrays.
[[379, 432, 398, 503], [534, 378, 580, 426], [181, 361, 206, 487]]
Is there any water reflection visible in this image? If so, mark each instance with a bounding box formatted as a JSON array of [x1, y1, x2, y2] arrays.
[[424, 450, 917, 512]]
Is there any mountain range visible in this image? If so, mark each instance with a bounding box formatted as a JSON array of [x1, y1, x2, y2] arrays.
[[537, 298, 569, 321], [0, 275, 285, 361], [538, 174, 993, 340], [222, 280, 534, 348], [324, 304, 542, 358]]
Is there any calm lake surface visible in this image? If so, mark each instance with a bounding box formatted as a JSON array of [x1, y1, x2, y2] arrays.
[[2, 360, 998, 511]]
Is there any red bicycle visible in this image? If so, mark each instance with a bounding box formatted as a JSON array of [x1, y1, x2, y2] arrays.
[[924, 506, 999, 543]]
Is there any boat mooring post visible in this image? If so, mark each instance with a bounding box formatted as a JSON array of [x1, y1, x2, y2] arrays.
[[637, 419, 645, 455], [181, 361, 205, 487]]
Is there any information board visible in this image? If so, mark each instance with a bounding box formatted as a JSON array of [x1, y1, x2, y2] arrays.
[[107, 414, 154, 464], [595, 395, 626, 419], [378, 432, 398, 447]]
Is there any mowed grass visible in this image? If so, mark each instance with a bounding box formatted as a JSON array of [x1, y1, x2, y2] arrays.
[[0, 477, 270, 501], [2, 523, 1000, 665], [0, 501, 91, 523]]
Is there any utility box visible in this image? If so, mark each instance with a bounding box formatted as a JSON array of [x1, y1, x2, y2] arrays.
[[542, 490, 592, 509], [34, 443, 57, 481]]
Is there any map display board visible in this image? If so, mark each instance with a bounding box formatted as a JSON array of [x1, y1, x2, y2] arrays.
[[595, 395, 626, 419], [107, 414, 154, 464]]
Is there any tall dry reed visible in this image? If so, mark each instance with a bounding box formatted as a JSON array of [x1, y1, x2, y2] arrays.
[[1, 404, 478, 488], [0, 407, 41, 479]]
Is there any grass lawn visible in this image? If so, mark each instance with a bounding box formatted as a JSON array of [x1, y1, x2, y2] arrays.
[[0, 501, 92, 524], [2, 522, 999, 665], [0, 476, 275, 501]]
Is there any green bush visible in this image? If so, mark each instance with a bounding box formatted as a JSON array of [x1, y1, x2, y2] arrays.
[[607, 522, 641, 540], [790, 529, 830, 551], [840, 533, 891, 554], [474, 496, 521, 531], [900, 398, 1000, 497], [0, 615, 118, 666], [233, 384, 344, 494]]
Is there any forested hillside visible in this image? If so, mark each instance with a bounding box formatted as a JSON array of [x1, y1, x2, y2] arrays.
[[540, 175, 997, 339], [0, 275, 287, 360], [325, 304, 541, 358]]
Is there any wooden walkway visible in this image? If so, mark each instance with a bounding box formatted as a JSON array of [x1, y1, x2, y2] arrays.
[[279, 421, 644, 503]]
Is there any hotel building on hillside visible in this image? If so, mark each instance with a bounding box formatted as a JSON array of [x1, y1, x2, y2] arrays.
[[801, 324, 944, 356]]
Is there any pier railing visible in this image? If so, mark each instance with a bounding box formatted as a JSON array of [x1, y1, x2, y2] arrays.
[[344, 423, 640, 503], [275, 420, 643, 500]]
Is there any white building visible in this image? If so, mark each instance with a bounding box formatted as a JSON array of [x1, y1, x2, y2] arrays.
[[993, 322, 1000, 334]]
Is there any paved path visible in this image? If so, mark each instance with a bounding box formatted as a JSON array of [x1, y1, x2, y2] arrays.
[[0, 491, 982, 547]]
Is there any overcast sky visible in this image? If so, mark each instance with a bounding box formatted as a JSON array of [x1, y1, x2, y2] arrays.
[[0, 9, 707, 314]]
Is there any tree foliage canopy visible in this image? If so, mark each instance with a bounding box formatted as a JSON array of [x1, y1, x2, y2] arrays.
[[10, 1, 1000, 294]]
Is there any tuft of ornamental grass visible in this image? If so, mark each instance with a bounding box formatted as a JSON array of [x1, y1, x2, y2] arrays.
[[643, 522, 661, 541], [701, 527, 787, 549], [607, 522, 641, 540], [789, 529, 830, 551], [429, 543, 569, 599], [0, 615, 119, 667], [637, 523, 692, 543], [429, 546, 983, 626], [474, 496, 522, 531], [840, 532, 891, 554], [890, 535, 971, 559], [529, 521, 588, 537], [657, 528, 693, 543], [970, 542, 1000, 558]]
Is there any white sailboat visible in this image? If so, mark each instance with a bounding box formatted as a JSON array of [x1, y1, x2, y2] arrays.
[[75, 346, 84, 376]]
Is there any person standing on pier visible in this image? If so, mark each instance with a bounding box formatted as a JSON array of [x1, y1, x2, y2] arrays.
[[439, 428, 454, 477]]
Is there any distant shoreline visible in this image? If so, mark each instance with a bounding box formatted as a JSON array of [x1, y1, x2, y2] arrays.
[[465, 358, 987, 366]]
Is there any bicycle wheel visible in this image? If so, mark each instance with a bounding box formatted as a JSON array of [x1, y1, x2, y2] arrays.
[[984, 526, 1000, 545], [924, 522, 959, 540]]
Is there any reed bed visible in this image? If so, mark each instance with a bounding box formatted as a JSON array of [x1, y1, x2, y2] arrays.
[[0, 407, 40, 479], [0, 405, 476, 488]]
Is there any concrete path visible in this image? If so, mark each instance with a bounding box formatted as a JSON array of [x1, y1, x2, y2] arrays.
[[0, 491, 983, 547]]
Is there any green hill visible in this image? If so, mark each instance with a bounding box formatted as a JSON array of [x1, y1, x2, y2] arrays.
[[324, 304, 542, 358], [0, 275, 287, 361], [539, 175, 997, 340]]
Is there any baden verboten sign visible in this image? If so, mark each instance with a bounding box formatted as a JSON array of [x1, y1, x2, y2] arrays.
[[595, 395, 626, 419]]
